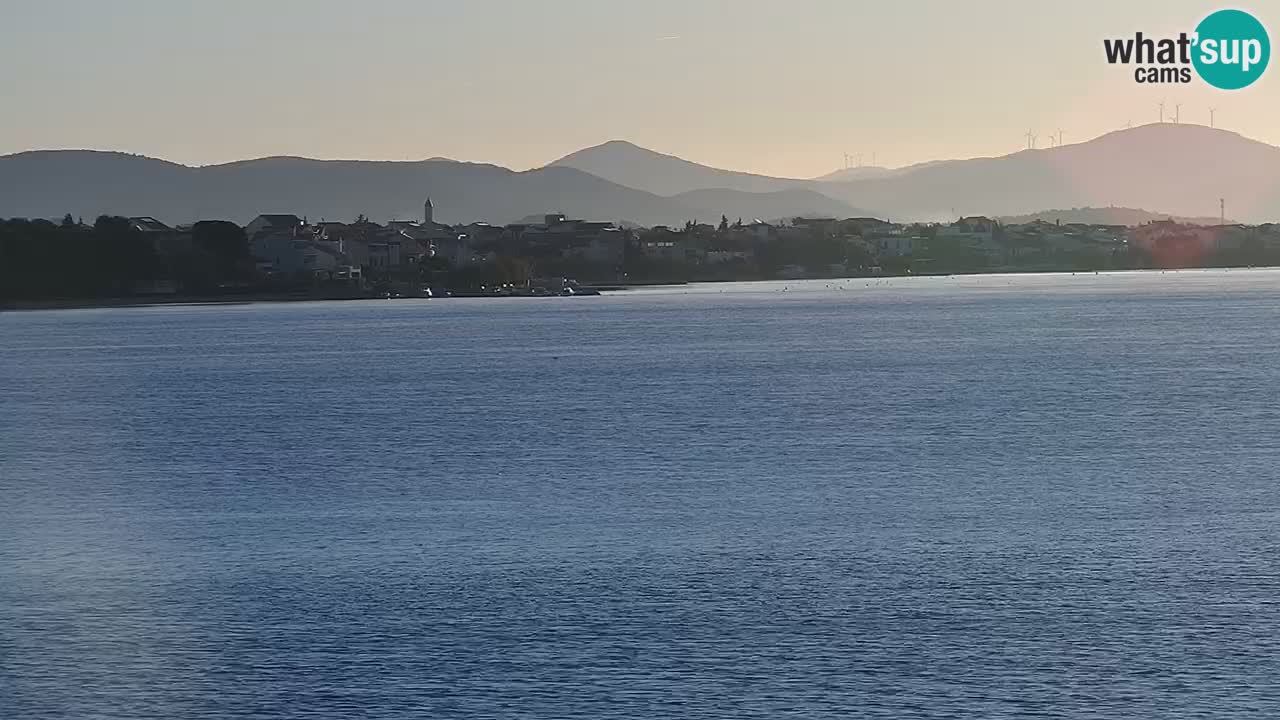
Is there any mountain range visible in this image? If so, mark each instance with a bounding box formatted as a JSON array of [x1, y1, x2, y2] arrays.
[[2, 123, 1277, 226], [554, 125, 1280, 224]]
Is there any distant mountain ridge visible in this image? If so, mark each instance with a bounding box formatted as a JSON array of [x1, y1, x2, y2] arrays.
[[550, 140, 803, 196], [813, 125, 1280, 223], [4, 124, 1279, 226], [0, 151, 864, 227], [550, 125, 1280, 224]]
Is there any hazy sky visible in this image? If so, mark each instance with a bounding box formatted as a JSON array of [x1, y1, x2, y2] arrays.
[[1, 0, 1276, 177]]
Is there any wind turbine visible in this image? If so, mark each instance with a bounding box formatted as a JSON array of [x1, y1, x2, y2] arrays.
[[1025, 130, 1038, 150], [1174, 104, 1182, 124], [1209, 107, 1217, 128], [1056, 130, 1065, 147], [1158, 100, 1166, 123]]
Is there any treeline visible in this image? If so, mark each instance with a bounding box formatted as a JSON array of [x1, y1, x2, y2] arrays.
[[0, 216, 250, 300]]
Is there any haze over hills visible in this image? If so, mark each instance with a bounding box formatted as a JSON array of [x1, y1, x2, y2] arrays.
[[554, 125, 1280, 224], [812, 161, 950, 182], [550, 140, 803, 196], [0, 151, 656, 225], [0, 151, 862, 227], [997, 207, 1231, 227], [552, 139, 913, 191], [812, 166, 895, 182], [0, 151, 860, 226], [3, 124, 1278, 227], [815, 124, 1280, 223], [669, 188, 874, 225], [551, 141, 947, 191]]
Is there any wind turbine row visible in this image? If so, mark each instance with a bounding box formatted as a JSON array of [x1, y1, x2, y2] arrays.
[[1024, 130, 1066, 150], [842, 152, 879, 169], [1157, 102, 1220, 127]]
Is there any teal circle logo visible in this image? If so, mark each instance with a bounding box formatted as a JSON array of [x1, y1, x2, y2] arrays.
[[1193, 9, 1270, 90]]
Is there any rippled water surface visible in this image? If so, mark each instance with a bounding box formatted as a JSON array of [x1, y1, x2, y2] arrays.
[[4, 271, 1280, 718]]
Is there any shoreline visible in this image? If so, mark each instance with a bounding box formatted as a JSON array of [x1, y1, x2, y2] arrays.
[[5, 266, 1277, 312], [0, 282, 668, 312]]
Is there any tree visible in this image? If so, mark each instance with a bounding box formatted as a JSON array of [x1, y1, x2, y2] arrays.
[[719, 215, 729, 233], [192, 220, 249, 283], [92, 216, 156, 295], [61, 213, 76, 227]]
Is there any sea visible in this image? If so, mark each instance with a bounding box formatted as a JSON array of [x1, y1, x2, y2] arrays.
[[4, 270, 1280, 719]]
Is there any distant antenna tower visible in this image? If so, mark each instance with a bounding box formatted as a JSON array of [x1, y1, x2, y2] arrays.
[[1209, 107, 1217, 128]]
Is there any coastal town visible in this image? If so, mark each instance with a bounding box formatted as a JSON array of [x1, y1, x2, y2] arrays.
[[5, 195, 1280, 303]]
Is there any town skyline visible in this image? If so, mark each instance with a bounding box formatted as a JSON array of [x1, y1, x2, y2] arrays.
[[5, 199, 1277, 312], [3, 0, 1277, 177]]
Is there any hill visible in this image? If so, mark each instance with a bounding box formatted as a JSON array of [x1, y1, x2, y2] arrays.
[[550, 140, 803, 195], [816, 124, 1280, 223], [7, 124, 1279, 227], [554, 126, 1280, 224], [0, 151, 864, 227]]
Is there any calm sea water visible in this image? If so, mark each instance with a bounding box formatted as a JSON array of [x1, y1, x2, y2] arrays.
[[4, 271, 1280, 719]]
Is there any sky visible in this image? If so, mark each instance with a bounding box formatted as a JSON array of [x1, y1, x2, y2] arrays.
[[1, 0, 1276, 178]]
